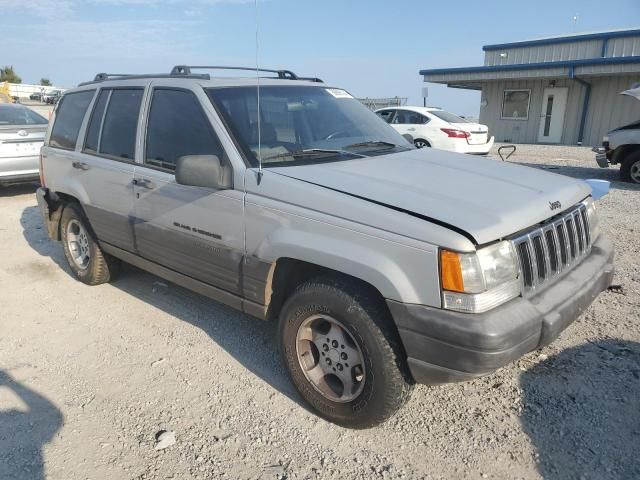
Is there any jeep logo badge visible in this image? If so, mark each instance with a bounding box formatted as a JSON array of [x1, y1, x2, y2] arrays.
[[549, 200, 562, 211]]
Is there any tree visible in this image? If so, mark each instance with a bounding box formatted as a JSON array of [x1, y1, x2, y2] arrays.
[[40, 78, 51, 86], [0, 66, 21, 83]]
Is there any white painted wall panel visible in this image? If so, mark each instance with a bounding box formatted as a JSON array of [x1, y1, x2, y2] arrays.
[[477, 75, 640, 146], [484, 40, 602, 66]]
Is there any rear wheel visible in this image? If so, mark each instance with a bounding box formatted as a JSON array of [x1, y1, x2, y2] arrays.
[[620, 151, 640, 184], [60, 203, 119, 285], [279, 276, 413, 428], [414, 139, 430, 149]]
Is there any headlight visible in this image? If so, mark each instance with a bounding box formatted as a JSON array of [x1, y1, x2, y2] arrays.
[[440, 241, 520, 313], [583, 197, 600, 242]]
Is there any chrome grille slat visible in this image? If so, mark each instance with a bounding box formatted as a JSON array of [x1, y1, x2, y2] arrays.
[[511, 203, 592, 292], [527, 235, 539, 287]]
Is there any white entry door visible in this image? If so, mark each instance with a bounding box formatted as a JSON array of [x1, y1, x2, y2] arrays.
[[537, 87, 568, 143]]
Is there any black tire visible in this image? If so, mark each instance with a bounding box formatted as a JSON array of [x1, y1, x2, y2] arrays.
[[60, 203, 119, 285], [414, 139, 430, 149], [279, 276, 413, 428], [620, 150, 640, 184]]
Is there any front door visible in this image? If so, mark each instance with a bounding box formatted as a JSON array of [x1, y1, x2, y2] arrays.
[[537, 87, 568, 143], [133, 86, 244, 294]]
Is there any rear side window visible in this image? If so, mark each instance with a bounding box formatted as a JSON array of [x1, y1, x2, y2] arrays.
[[431, 110, 470, 124], [49, 91, 94, 150], [393, 110, 428, 125], [100, 89, 143, 160], [145, 89, 224, 171], [84, 90, 109, 154], [376, 110, 395, 124]]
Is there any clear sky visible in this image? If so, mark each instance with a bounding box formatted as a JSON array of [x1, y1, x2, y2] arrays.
[[1, 0, 639, 116]]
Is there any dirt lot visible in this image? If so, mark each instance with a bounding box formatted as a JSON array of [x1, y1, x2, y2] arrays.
[[1, 145, 639, 480]]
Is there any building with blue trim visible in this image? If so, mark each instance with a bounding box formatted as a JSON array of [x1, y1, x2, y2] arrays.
[[420, 28, 640, 146]]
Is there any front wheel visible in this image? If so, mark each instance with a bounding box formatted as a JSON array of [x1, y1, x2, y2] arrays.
[[279, 276, 413, 428], [621, 151, 640, 184]]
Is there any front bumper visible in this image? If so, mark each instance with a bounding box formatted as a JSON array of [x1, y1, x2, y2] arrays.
[[388, 235, 615, 385], [592, 146, 612, 168]]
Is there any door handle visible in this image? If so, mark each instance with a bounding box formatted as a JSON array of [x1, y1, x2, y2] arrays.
[[408, 128, 416, 131], [133, 178, 155, 189], [72, 161, 89, 170]]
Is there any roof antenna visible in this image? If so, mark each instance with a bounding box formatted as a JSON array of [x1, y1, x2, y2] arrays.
[[255, 0, 263, 185]]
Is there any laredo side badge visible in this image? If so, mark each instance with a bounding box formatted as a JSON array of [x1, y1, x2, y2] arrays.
[[326, 88, 353, 99]]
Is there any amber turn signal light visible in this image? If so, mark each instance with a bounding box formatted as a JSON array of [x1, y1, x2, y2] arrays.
[[440, 249, 465, 292]]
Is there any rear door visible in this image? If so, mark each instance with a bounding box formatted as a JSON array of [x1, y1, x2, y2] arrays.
[[133, 85, 244, 294], [72, 87, 144, 251], [391, 109, 429, 138]]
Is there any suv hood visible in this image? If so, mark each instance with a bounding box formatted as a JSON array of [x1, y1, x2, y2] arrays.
[[269, 148, 590, 245]]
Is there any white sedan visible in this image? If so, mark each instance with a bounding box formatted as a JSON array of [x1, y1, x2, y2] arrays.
[[376, 106, 494, 155]]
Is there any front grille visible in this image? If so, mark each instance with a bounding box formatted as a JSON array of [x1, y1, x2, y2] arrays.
[[512, 203, 591, 292]]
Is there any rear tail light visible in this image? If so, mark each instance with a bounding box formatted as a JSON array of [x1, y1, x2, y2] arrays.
[[440, 128, 470, 138]]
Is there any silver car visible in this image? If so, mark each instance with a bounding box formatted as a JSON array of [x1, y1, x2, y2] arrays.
[[36, 66, 614, 428], [0, 104, 48, 186]]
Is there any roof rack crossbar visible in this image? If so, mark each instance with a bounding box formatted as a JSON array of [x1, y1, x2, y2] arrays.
[[171, 65, 298, 79], [79, 66, 323, 87], [79, 72, 211, 86], [170, 65, 323, 82]]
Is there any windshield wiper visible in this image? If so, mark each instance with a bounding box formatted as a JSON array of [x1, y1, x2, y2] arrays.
[[261, 148, 366, 162], [343, 140, 398, 150]]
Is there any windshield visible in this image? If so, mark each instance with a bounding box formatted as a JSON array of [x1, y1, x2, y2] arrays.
[[206, 86, 411, 167], [430, 110, 470, 124], [0, 105, 48, 125]]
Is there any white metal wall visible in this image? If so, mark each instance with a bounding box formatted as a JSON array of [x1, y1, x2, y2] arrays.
[[608, 36, 640, 57], [483, 35, 640, 66], [478, 75, 640, 146], [484, 40, 602, 66]]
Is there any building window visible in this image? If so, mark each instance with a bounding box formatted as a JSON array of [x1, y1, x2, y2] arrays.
[[501, 89, 530, 120]]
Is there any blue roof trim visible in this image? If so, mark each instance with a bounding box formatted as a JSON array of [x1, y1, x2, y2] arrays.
[[420, 55, 640, 76], [482, 28, 640, 51]]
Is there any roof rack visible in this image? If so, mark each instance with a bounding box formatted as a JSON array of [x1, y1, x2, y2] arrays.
[[171, 65, 323, 82], [79, 72, 210, 86], [79, 66, 323, 87]]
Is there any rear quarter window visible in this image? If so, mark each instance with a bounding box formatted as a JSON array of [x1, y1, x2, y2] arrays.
[[49, 91, 94, 150]]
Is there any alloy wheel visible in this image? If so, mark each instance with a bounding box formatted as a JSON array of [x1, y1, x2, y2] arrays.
[[66, 219, 91, 270], [295, 314, 366, 403]]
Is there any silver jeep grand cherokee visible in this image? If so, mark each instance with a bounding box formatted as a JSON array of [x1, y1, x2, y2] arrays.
[[37, 66, 614, 428]]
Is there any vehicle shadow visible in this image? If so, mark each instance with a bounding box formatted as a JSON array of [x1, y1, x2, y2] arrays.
[[519, 339, 640, 480], [19, 205, 304, 409], [0, 182, 39, 197], [0, 369, 63, 480]]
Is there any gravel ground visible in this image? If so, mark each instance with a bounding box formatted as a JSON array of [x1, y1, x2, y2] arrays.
[[0, 145, 639, 480]]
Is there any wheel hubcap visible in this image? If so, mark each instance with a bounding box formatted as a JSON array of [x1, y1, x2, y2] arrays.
[[631, 161, 640, 183], [66, 219, 91, 270], [295, 314, 366, 403], [415, 140, 429, 148]]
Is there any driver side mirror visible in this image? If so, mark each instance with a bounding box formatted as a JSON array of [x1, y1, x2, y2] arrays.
[[175, 155, 232, 190]]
